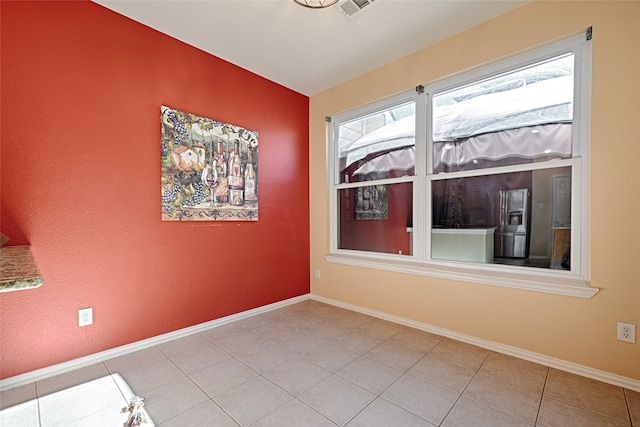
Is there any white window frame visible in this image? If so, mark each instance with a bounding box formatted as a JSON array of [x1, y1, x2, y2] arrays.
[[326, 32, 596, 298]]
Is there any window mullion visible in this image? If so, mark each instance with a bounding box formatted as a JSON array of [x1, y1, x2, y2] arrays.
[[412, 91, 428, 259], [329, 120, 338, 253]]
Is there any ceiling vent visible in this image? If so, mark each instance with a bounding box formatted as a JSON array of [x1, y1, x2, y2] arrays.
[[336, 0, 376, 19]]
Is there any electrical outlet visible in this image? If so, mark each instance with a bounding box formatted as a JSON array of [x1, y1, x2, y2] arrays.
[[79, 308, 93, 327], [617, 322, 635, 343]]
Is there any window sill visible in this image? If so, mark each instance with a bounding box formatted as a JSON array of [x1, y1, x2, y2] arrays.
[[324, 253, 598, 299]]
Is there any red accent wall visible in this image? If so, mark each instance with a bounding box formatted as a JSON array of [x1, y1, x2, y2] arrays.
[[0, 1, 310, 379]]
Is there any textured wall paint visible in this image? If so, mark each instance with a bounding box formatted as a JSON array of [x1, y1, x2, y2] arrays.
[[310, 1, 640, 380], [0, 1, 309, 379]]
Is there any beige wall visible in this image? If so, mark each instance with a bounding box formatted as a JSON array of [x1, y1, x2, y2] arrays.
[[309, 1, 640, 380]]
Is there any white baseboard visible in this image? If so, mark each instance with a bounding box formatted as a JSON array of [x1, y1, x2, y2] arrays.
[[0, 294, 310, 392], [4, 292, 638, 393], [311, 294, 640, 392]]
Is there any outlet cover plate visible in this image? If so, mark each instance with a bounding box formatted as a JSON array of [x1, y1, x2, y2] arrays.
[[79, 308, 93, 327], [617, 322, 636, 343]]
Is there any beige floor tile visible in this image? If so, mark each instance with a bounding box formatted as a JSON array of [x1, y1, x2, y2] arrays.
[[365, 341, 425, 371], [333, 331, 384, 355], [104, 346, 168, 375], [38, 375, 126, 427], [408, 355, 475, 394], [347, 397, 436, 426], [293, 299, 326, 310], [442, 397, 532, 427], [214, 376, 292, 426], [142, 376, 209, 424], [544, 369, 629, 424], [37, 363, 111, 397], [234, 341, 295, 373], [198, 322, 246, 341], [158, 400, 236, 427], [252, 309, 291, 324], [213, 330, 267, 355], [284, 313, 327, 329], [167, 342, 231, 374], [463, 373, 541, 424], [0, 399, 39, 427], [270, 330, 329, 355], [333, 311, 374, 329], [232, 312, 279, 330], [296, 305, 332, 319], [550, 368, 622, 392], [252, 398, 337, 427], [381, 373, 458, 425], [310, 305, 347, 320], [299, 375, 375, 426], [387, 329, 443, 353], [68, 402, 143, 427], [626, 393, 640, 426], [306, 320, 351, 340], [251, 320, 300, 340], [189, 358, 258, 397], [537, 396, 630, 427], [156, 333, 214, 357], [260, 305, 301, 321], [427, 338, 490, 371], [479, 352, 548, 393], [403, 327, 445, 340], [120, 358, 185, 395], [275, 301, 313, 313], [263, 357, 331, 396], [302, 343, 360, 372], [298, 299, 328, 309], [336, 356, 403, 394], [357, 318, 405, 340], [0, 383, 36, 409], [8, 301, 637, 427]]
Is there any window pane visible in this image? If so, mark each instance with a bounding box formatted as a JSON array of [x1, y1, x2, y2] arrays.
[[431, 167, 571, 269], [338, 102, 415, 183], [339, 182, 413, 255], [433, 55, 574, 173]]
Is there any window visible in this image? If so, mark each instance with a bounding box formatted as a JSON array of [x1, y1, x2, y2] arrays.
[[328, 32, 595, 298], [335, 96, 416, 255]]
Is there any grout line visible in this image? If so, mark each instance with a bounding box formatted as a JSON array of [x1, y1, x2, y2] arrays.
[[534, 367, 551, 425], [623, 389, 637, 427], [437, 349, 489, 426], [9, 300, 633, 426]]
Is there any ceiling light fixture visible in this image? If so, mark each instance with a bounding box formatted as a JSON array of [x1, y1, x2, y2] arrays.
[[293, 0, 339, 9]]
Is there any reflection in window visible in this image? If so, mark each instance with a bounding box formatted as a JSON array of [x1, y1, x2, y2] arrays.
[[429, 54, 575, 270], [338, 102, 415, 184], [339, 182, 413, 255], [431, 167, 570, 269], [433, 54, 574, 173]]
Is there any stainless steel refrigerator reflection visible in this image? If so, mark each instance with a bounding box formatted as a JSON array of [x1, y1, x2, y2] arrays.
[[495, 189, 529, 258]]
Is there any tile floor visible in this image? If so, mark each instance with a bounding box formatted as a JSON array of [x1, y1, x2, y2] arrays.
[[1, 299, 639, 426]]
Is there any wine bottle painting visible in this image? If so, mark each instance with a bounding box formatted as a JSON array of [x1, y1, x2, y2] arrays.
[[161, 106, 258, 221]]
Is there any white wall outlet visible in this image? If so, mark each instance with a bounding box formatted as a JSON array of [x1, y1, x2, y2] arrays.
[[617, 322, 635, 343], [315, 269, 321, 279], [79, 308, 93, 327]]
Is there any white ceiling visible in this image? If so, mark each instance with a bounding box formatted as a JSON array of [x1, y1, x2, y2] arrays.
[[93, 0, 529, 96]]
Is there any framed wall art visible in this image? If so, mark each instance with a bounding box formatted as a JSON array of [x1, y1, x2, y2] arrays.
[[161, 106, 258, 221], [355, 184, 388, 220]]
